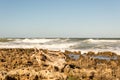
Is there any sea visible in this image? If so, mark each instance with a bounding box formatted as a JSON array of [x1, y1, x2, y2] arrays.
[[0, 38, 120, 54]]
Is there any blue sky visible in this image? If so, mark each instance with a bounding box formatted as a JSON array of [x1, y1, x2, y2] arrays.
[[0, 0, 120, 38]]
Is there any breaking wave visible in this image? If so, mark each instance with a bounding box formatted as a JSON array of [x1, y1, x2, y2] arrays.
[[0, 38, 120, 54], [84, 39, 120, 43]]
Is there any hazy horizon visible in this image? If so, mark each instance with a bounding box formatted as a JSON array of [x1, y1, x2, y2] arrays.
[[0, 0, 120, 38]]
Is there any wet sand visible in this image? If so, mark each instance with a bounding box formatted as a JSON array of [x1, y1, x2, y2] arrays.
[[0, 48, 120, 80]]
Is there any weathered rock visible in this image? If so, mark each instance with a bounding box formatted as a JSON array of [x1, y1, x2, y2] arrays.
[[0, 48, 120, 80]]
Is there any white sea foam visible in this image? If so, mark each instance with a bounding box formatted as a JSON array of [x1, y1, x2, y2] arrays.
[[0, 42, 76, 50], [13, 38, 53, 43], [84, 39, 120, 43], [0, 38, 76, 50], [0, 38, 120, 54]]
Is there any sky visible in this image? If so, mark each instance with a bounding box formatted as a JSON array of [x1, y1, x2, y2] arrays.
[[0, 0, 120, 38]]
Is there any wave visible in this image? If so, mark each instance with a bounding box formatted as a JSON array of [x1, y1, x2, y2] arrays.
[[0, 42, 77, 50], [0, 38, 77, 50], [83, 39, 120, 43], [13, 38, 54, 43], [0, 38, 120, 54]]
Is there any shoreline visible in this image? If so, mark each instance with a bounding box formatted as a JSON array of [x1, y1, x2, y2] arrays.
[[0, 48, 120, 80]]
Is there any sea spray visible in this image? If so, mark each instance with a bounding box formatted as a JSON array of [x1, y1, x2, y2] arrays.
[[0, 38, 120, 54]]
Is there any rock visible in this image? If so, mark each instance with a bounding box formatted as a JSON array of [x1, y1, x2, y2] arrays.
[[97, 51, 117, 57], [86, 51, 96, 56], [0, 48, 120, 80]]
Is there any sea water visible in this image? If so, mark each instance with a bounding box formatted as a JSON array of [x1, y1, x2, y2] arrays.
[[0, 38, 120, 54]]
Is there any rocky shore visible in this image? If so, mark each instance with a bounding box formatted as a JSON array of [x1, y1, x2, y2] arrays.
[[0, 48, 120, 80]]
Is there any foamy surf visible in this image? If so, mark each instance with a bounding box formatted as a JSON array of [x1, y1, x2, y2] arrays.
[[0, 38, 120, 54], [83, 39, 120, 43], [13, 38, 54, 43]]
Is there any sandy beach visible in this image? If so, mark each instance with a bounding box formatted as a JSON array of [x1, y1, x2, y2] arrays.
[[0, 48, 120, 80]]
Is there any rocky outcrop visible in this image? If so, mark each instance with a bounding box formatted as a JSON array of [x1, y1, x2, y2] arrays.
[[0, 48, 120, 80]]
